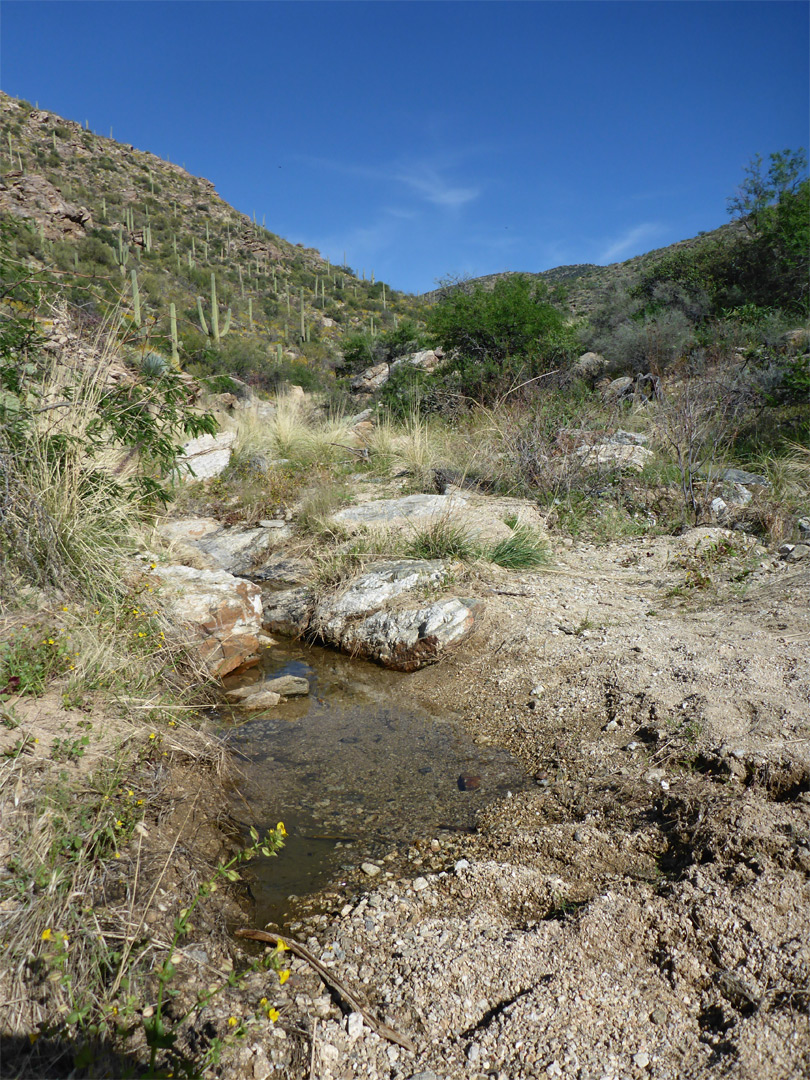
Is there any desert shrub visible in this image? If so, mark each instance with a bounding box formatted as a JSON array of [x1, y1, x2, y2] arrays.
[[427, 274, 574, 372]]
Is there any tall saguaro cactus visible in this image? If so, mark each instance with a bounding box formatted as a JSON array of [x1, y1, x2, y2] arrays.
[[197, 273, 232, 343], [169, 303, 180, 367]]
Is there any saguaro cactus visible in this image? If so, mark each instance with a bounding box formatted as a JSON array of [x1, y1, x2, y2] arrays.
[[169, 302, 180, 366], [130, 269, 142, 330], [197, 273, 232, 343]]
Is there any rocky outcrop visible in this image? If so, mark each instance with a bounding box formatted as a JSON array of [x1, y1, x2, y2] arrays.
[[576, 442, 654, 472], [350, 349, 445, 394], [350, 363, 389, 394], [261, 560, 476, 671], [153, 564, 266, 677], [0, 172, 92, 240]]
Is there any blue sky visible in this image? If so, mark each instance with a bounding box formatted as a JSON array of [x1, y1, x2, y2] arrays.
[[2, 1, 808, 294]]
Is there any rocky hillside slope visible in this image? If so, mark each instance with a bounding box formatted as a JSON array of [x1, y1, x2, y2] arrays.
[[0, 93, 422, 383]]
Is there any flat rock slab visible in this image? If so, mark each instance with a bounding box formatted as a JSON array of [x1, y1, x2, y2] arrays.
[[261, 559, 476, 671], [157, 518, 292, 576], [332, 493, 546, 544]]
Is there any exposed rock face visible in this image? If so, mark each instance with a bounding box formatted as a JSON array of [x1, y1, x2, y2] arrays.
[[156, 517, 292, 576], [338, 597, 476, 671], [178, 430, 236, 481], [389, 348, 443, 374], [153, 565, 265, 677], [261, 560, 476, 671], [350, 349, 445, 394], [0, 172, 92, 240], [262, 587, 317, 637]]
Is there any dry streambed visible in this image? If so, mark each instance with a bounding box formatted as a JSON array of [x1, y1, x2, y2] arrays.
[[157, 517, 809, 1079]]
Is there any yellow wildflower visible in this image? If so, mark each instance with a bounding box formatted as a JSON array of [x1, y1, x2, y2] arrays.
[[41, 928, 52, 941], [266, 1007, 280, 1022], [227, 1016, 238, 1027], [278, 969, 290, 985], [276, 822, 287, 837]]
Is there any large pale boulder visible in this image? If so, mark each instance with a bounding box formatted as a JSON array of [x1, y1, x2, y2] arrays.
[[576, 443, 654, 472], [178, 430, 236, 480], [390, 348, 443, 374], [153, 564, 265, 678], [338, 598, 475, 672], [332, 492, 546, 544]]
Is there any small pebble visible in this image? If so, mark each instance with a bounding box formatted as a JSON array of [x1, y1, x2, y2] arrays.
[[361, 862, 381, 877], [634, 1051, 650, 1069]]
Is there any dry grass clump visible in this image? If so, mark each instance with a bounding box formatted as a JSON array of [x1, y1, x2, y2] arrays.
[[234, 391, 355, 469], [0, 345, 137, 603]]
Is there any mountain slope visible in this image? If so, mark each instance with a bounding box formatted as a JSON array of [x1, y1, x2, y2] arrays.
[[0, 93, 422, 386]]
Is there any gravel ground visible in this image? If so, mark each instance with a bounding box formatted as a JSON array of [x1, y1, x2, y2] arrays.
[[198, 528, 809, 1080]]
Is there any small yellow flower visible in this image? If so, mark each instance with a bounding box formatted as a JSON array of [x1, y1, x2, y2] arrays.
[[127, 790, 134, 798], [62, 607, 68, 612], [116, 820, 123, 828], [41, 928, 52, 941], [137, 632, 146, 638], [114, 852, 121, 859], [275, 940, 289, 952], [148, 733, 157, 740], [136, 799, 144, 806], [278, 969, 290, 985], [227, 1016, 238, 1027], [150, 563, 156, 570], [276, 822, 287, 837], [259, 997, 268, 1007], [266, 1007, 279, 1022]]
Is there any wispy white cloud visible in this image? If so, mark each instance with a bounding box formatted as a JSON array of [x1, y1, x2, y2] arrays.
[[293, 153, 481, 211], [394, 167, 480, 209], [599, 223, 663, 263]]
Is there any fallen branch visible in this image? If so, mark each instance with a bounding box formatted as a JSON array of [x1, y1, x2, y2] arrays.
[[235, 927, 416, 1053]]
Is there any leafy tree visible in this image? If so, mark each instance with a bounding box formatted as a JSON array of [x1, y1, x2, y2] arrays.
[[726, 149, 809, 311]]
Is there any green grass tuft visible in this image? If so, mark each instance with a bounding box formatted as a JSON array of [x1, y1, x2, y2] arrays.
[[487, 525, 550, 569]]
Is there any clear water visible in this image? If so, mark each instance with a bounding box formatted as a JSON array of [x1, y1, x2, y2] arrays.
[[216, 642, 527, 927]]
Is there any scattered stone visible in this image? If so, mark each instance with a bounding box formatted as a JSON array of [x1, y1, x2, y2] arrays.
[[650, 1007, 668, 1025], [458, 774, 481, 791], [412, 877, 429, 891], [361, 862, 382, 877], [345, 1011, 364, 1039], [262, 674, 310, 696], [602, 375, 634, 401], [788, 544, 810, 562], [633, 1051, 651, 1069]]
